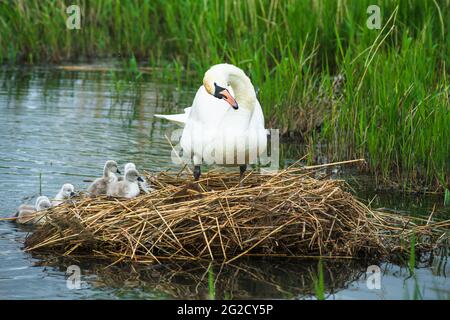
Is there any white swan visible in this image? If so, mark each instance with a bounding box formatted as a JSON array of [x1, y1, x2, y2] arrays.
[[52, 183, 75, 206], [155, 63, 267, 180], [16, 196, 51, 225], [107, 169, 143, 198], [87, 160, 121, 196]]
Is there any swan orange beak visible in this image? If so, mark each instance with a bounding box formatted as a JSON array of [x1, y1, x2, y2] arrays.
[[219, 89, 239, 110]]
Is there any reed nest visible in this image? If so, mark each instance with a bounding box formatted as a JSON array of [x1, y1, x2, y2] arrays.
[[24, 165, 449, 264]]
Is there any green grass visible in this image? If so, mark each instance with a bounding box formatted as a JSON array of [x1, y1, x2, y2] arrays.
[[0, 0, 448, 188]]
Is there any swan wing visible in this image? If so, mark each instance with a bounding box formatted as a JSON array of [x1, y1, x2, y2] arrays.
[[249, 99, 266, 129], [179, 86, 231, 162]]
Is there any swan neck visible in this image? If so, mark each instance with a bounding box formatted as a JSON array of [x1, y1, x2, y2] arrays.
[[227, 69, 256, 109], [103, 165, 110, 178]]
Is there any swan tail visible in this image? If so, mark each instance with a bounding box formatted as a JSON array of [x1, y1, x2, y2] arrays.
[[154, 107, 191, 125], [154, 113, 187, 125]]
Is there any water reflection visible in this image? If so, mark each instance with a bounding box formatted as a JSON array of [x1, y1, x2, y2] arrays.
[[24, 253, 450, 300], [32, 255, 365, 300]]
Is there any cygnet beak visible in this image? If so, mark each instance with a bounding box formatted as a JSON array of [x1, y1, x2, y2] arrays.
[[137, 176, 144, 182]]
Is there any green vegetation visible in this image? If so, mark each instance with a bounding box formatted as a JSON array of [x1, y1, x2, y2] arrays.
[[207, 263, 215, 300], [406, 233, 424, 300], [314, 259, 325, 300], [0, 0, 448, 188], [409, 233, 416, 275]]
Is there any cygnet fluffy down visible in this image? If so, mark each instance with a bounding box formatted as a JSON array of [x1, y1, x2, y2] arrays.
[[87, 160, 121, 196], [107, 169, 143, 199]]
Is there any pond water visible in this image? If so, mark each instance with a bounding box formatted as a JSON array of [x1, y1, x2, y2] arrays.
[[0, 65, 448, 300]]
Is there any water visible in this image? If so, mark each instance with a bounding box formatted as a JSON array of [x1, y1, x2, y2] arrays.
[[0, 65, 448, 300]]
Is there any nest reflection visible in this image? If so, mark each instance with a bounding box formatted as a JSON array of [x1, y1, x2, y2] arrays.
[[33, 254, 366, 299]]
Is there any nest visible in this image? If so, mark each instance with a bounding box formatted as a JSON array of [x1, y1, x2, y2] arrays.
[[24, 165, 449, 264]]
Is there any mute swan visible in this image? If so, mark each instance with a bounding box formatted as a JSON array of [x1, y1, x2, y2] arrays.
[[87, 160, 121, 196], [16, 196, 52, 225], [52, 183, 75, 206], [107, 169, 143, 198], [117, 162, 152, 193], [155, 63, 267, 181]]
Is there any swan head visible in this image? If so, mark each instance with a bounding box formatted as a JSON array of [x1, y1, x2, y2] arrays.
[[124, 162, 136, 173], [104, 160, 121, 175], [125, 169, 144, 183], [36, 196, 51, 211], [203, 65, 239, 110], [59, 183, 75, 198]]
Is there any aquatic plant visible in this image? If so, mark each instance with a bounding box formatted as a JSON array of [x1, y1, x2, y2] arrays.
[[314, 260, 325, 300], [409, 233, 415, 275], [208, 263, 215, 300]]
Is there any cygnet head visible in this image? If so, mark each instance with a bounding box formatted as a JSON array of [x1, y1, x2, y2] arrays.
[[104, 160, 121, 175], [125, 169, 144, 183], [59, 183, 75, 198], [36, 196, 51, 211], [203, 64, 239, 110], [124, 162, 136, 173], [35, 196, 48, 206]]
